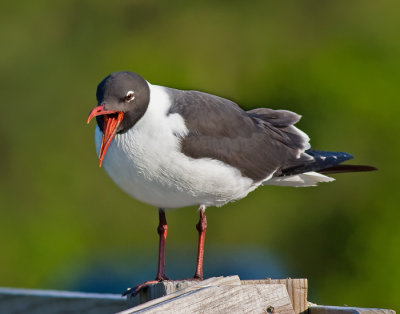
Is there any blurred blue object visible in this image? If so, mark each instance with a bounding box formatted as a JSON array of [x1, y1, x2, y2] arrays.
[[69, 246, 284, 294]]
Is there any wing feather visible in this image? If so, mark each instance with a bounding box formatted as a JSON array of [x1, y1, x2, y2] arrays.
[[167, 88, 311, 182]]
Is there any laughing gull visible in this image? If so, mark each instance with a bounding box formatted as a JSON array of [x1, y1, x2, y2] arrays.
[[87, 71, 376, 295]]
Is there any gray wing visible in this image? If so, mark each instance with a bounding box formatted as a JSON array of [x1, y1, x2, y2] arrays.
[[167, 88, 312, 182]]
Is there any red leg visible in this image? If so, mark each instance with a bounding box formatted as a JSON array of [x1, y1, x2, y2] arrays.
[[194, 205, 207, 279], [123, 208, 169, 296], [156, 208, 168, 280]]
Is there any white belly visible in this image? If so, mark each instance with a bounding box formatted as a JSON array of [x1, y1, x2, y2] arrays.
[[95, 126, 256, 209]]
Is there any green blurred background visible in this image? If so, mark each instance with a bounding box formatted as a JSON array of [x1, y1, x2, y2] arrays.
[[1, 0, 399, 310]]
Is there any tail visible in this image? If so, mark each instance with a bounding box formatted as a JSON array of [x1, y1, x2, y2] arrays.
[[263, 149, 377, 187], [283, 149, 377, 176]]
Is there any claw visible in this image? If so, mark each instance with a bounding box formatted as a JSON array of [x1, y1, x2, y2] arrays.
[[123, 279, 164, 297]]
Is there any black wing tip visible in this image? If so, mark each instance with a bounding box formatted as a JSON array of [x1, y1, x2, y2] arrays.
[[280, 149, 376, 177], [319, 164, 378, 174], [360, 165, 378, 171]]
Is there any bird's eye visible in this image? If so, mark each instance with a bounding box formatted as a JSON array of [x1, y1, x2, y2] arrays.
[[125, 91, 135, 102]]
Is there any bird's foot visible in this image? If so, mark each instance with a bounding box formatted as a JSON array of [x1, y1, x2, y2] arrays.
[[123, 276, 169, 297], [122, 275, 203, 297]]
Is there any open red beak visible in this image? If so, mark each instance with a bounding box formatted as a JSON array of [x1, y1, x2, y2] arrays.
[[87, 105, 124, 167]]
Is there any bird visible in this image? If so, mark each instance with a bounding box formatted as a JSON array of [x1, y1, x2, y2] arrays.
[[87, 71, 376, 296]]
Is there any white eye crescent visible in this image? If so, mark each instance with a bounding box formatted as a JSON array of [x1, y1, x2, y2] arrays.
[[125, 90, 135, 102]]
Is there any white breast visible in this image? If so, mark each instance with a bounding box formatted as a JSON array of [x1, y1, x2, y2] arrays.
[[94, 84, 257, 209]]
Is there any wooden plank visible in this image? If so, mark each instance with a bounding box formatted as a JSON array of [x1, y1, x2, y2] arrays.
[[1, 277, 394, 314], [127, 276, 241, 307], [0, 287, 128, 314], [309, 305, 396, 314], [119, 283, 294, 314], [242, 278, 308, 314]]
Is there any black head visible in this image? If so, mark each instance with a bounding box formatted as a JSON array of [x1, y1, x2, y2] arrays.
[[87, 71, 151, 166], [95, 71, 150, 134]]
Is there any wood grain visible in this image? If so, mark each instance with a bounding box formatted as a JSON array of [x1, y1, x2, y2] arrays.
[[242, 278, 308, 313], [128, 275, 241, 306], [120, 282, 294, 314], [0, 277, 395, 314]]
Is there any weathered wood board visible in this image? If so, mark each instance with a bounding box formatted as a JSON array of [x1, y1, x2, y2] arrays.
[[121, 278, 294, 313], [128, 275, 241, 307], [242, 278, 308, 313], [0, 277, 395, 314], [0, 287, 128, 314]]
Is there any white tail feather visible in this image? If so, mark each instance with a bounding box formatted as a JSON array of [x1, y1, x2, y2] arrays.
[[263, 171, 334, 187]]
